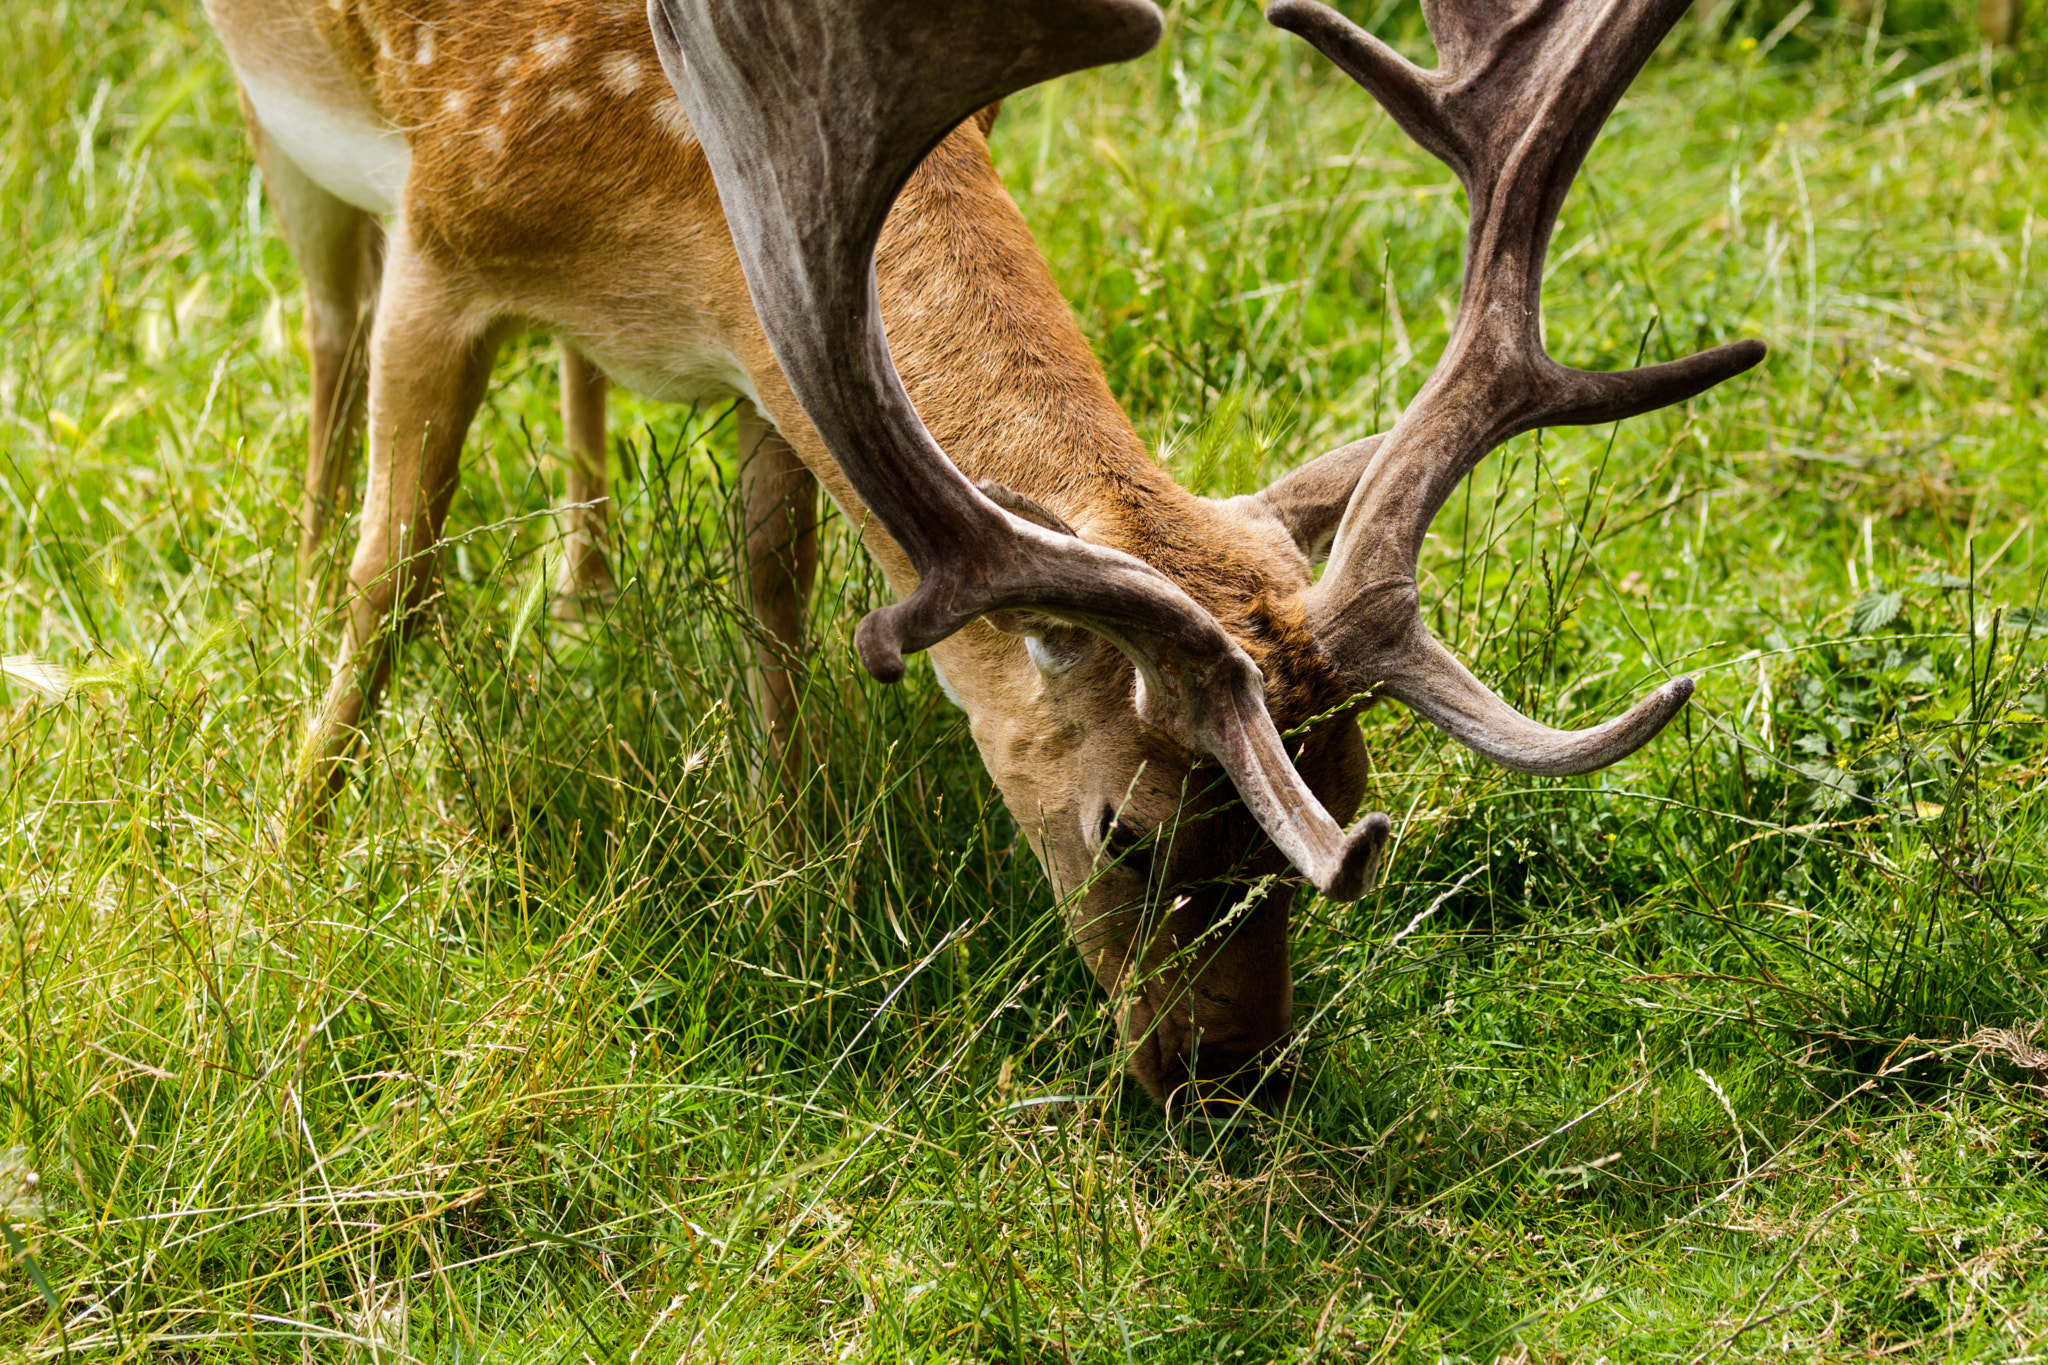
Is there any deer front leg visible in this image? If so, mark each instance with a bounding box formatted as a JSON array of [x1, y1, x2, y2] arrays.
[[239, 92, 382, 596], [554, 342, 617, 611], [737, 401, 818, 835], [292, 235, 499, 817]]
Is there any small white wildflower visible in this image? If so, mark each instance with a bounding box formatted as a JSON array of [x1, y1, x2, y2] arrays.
[[0, 1147, 44, 1222]]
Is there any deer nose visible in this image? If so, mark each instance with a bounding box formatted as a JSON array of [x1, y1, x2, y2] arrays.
[[1169, 1034, 1295, 1119], [1131, 995, 1294, 1114]]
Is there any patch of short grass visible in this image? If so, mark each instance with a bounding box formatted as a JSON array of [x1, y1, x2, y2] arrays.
[[2, 0, 2045, 1359]]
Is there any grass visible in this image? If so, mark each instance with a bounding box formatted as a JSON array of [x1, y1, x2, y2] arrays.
[[3, 0, 2047, 1358]]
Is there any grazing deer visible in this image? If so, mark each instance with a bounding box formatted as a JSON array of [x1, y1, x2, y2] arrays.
[[204, 0, 1760, 1108]]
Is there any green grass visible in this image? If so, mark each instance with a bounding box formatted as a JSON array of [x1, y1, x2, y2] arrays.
[[4, 0, 2047, 1359]]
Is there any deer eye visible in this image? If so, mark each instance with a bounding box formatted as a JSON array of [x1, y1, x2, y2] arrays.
[[1096, 805, 1153, 878]]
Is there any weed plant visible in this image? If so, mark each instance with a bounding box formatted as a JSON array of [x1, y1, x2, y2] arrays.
[[2, 0, 2045, 1359]]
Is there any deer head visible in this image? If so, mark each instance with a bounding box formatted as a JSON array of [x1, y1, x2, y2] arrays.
[[649, 0, 1762, 1109]]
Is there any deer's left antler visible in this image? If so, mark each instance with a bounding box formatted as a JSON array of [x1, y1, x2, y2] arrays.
[[1275, 0, 1765, 776], [649, 0, 1389, 900]]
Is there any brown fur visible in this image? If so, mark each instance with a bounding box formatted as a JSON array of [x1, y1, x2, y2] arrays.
[[204, 0, 1366, 1108]]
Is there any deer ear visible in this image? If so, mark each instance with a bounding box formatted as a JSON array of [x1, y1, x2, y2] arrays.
[[974, 101, 1004, 135], [977, 481, 1075, 536], [982, 605, 1091, 675], [976, 483, 1090, 674], [1235, 435, 1382, 564]]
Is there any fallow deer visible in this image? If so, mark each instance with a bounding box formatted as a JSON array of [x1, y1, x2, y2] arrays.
[[204, 0, 1761, 1108]]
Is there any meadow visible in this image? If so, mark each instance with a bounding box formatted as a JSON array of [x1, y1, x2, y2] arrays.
[[3, 0, 2047, 1358]]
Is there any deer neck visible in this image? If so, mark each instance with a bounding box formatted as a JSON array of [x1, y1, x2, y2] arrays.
[[867, 129, 1181, 549], [876, 133, 1316, 599], [791, 125, 1336, 724]]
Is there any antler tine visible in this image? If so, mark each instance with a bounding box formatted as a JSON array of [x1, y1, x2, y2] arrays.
[[649, 0, 1390, 898], [1272, 0, 1765, 775]]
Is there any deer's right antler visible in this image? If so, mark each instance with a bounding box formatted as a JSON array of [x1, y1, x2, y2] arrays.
[[650, 0, 1390, 900], [1276, 0, 1766, 776]]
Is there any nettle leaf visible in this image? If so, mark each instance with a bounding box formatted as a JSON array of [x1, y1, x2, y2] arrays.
[[1796, 759, 1860, 812], [1797, 676, 1832, 715], [2006, 606, 2048, 639], [1850, 590, 1904, 635]]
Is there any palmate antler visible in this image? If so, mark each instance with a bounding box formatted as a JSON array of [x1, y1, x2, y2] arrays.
[[1275, 0, 1766, 774], [647, 0, 1391, 900], [649, 0, 1761, 900]]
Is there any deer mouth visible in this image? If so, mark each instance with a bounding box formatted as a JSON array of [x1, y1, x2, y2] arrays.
[[1086, 859, 1299, 1112], [1123, 981, 1296, 1116]]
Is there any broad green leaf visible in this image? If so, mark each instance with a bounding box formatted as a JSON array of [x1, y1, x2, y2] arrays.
[[2006, 606, 2048, 639], [1850, 590, 1903, 634]]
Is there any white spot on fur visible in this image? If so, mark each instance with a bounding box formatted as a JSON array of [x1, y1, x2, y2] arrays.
[[598, 51, 644, 97], [651, 93, 695, 144], [481, 123, 506, 157], [549, 88, 589, 118], [414, 28, 436, 65], [533, 32, 574, 69], [442, 88, 468, 119], [495, 54, 519, 81]]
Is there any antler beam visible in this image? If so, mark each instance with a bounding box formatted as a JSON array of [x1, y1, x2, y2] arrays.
[[1276, 0, 1765, 775], [650, 0, 1388, 898]]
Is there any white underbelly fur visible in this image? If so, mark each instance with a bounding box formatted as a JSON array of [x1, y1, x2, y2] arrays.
[[238, 68, 411, 214], [212, 11, 808, 509], [927, 655, 966, 710]]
